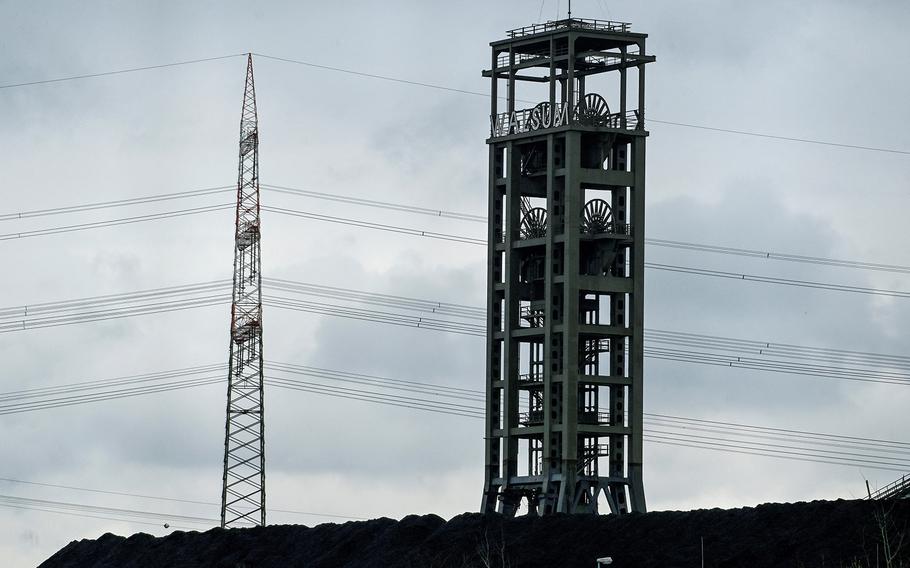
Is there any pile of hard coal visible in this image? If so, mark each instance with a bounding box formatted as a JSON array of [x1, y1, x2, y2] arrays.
[[39, 499, 910, 568]]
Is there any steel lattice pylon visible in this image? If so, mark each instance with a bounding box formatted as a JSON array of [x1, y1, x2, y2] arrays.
[[220, 53, 266, 528]]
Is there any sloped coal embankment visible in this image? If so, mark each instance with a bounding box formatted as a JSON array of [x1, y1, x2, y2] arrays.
[[40, 499, 910, 568]]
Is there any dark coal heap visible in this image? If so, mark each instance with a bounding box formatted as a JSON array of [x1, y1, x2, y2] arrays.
[[40, 499, 910, 568]]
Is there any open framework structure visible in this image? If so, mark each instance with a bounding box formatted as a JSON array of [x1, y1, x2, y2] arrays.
[[481, 18, 654, 516]]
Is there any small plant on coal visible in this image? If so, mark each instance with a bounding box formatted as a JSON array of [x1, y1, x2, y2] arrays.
[[873, 502, 907, 568], [475, 526, 510, 568]]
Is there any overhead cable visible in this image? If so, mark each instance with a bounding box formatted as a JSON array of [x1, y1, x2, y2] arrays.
[[4, 361, 908, 471], [0, 185, 233, 222], [0, 54, 246, 90], [4, 279, 910, 387], [262, 205, 486, 246], [252, 52, 910, 156], [6, 183, 910, 277], [2, 52, 905, 154], [0, 477, 366, 521], [0, 203, 232, 241]]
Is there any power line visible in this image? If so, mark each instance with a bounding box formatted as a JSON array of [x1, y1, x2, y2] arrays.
[[267, 296, 485, 336], [0, 477, 366, 521], [267, 376, 484, 419], [4, 360, 907, 472], [265, 209, 910, 300], [643, 437, 909, 473], [647, 263, 910, 299], [253, 52, 910, 156], [3, 51, 906, 155], [266, 371, 910, 450], [262, 378, 910, 472], [272, 364, 910, 455], [0, 375, 223, 416], [6, 182, 910, 277], [643, 429, 910, 469], [270, 371, 910, 465], [0, 493, 220, 526], [0, 280, 228, 319], [643, 349, 910, 388], [21, 376, 896, 522], [646, 238, 910, 275], [642, 420, 910, 457], [0, 493, 257, 534], [646, 345, 910, 383], [0, 203, 232, 241], [262, 204, 486, 246], [0, 54, 246, 90], [5, 280, 910, 392], [265, 277, 484, 319], [262, 183, 486, 223], [0, 364, 224, 402], [14, 360, 901, 450], [647, 413, 910, 448], [0, 366, 229, 416], [5, 278, 910, 387], [0, 185, 232, 222], [15, 197, 893, 304], [2, 272, 909, 393], [644, 328, 910, 369], [0, 295, 227, 333], [271, 297, 910, 388], [0, 501, 198, 531], [648, 119, 910, 156], [0, 183, 484, 225], [9, 365, 907, 464], [269, 362, 484, 402], [263, 186, 908, 274], [252, 53, 492, 98], [243, 372, 910, 464]]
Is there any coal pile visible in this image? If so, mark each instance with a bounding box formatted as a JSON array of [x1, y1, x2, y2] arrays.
[[40, 499, 910, 568]]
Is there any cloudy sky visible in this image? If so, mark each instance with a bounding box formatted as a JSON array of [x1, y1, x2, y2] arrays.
[[2, 0, 910, 565]]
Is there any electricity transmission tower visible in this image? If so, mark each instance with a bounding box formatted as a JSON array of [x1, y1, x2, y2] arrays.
[[220, 53, 266, 528], [481, 18, 654, 515]]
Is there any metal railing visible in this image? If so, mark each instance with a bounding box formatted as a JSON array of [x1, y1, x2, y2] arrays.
[[518, 372, 544, 383], [519, 410, 611, 426], [490, 105, 642, 138], [581, 443, 610, 457], [579, 48, 641, 67], [497, 221, 632, 244], [868, 474, 910, 500], [519, 410, 545, 426], [579, 410, 611, 424], [520, 305, 546, 327], [506, 18, 632, 39], [585, 338, 611, 353], [496, 46, 569, 69], [497, 47, 641, 70], [612, 222, 633, 236], [582, 221, 633, 236]]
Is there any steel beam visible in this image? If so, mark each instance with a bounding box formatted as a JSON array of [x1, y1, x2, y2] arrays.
[[482, 18, 654, 516]]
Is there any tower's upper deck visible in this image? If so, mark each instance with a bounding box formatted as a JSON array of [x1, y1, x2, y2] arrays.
[[499, 17, 642, 42], [484, 18, 654, 141], [487, 18, 651, 79]]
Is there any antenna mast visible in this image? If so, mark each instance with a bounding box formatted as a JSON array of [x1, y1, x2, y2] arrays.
[[220, 53, 266, 528]]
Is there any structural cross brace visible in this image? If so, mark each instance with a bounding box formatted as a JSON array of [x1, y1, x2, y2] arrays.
[[481, 18, 654, 516], [220, 53, 266, 528]]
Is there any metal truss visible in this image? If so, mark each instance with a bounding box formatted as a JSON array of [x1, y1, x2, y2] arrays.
[[481, 18, 654, 516], [221, 54, 266, 528]]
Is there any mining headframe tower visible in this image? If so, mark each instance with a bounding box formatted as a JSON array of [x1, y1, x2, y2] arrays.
[[481, 18, 654, 516]]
